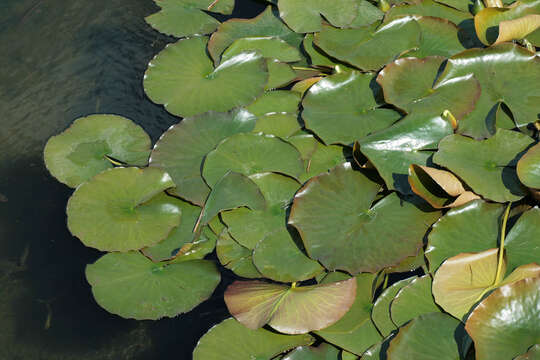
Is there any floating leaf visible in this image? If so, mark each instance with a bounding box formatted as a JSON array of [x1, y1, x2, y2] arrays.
[[349, 0, 384, 27], [385, 0, 472, 27], [253, 113, 301, 138], [359, 113, 454, 194], [44, 114, 151, 188], [245, 90, 301, 117], [496, 14, 540, 44], [433, 129, 534, 202], [144, 36, 268, 118], [386, 313, 465, 360], [518, 143, 540, 189], [371, 277, 417, 336], [145, 0, 234, 38], [221, 37, 302, 63], [303, 33, 340, 68], [426, 200, 504, 272], [314, 18, 421, 71], [208, 6, 304, 63], [282, 344, 341, 360], [278, 0, 359, 33], [390, 275, 440, 327], [301, 71, 400, 145], [67, 167, 179, 252], [169, 226, 217, 263], [435, 44, 540, 138], [200, 171, 266, 226], [202, 133, 304, 187], [465, 276, 540, 360], [224, 278, 357, 334], [86, 252, 220, 320], [266, 60, 297, 90], [149, 109, 256, 206], [289, 163, 440, 274], [193, 318, 315, 360], [505, 207, 540, 273], [216, 229, 261, 279], [291, 77, 324, 96]]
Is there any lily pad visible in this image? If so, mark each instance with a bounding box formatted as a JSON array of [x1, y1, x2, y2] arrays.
[[517, 143, 540, 189], [193, 318, 315, 360], [465, 276, 540, 360], [221, 37, 302, 63], [86, 252, 220, 320], [67, 167, 180, 252], [291, 77, 323, 96], [348, 0, 384, 27], [253, 113, 302, 138], [390, 275, 440, 327], [144, 36, 268, 118], [505, 207, 540, 273], [433, 129, 534, 202], [359, 112, 454, 194], [278, 0, 358, 33], [314, 18, 421, 71], [149, 109, 256, 206], [289, 163, 440, 274], [266, 60, 297, 90], [245, 90, 301, 117], [385, 0, 472, 27], [44, 114, 151, 188], [386, 313, 464, 360], [301, 71, 401, 145], [303, 33, 340, 68], [300, 143, 350, 183], [224, 278, 357, 334], [216, 229, 262, 279], [202, 133, 304, 187], [208, 6, 304, 63], [426, 200, 504, 272], [435, 44, 540, 138], [145, 0, 234, 38], [282, 344, 341, 360]]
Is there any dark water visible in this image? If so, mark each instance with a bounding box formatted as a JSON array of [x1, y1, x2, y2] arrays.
[[0, 1, 266, 358]]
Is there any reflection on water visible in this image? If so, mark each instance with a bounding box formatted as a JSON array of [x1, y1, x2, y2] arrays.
[[0, 0, 265, 358]]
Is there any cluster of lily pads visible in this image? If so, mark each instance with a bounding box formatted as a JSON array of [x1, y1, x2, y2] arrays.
[[43, 0, 540, 358]]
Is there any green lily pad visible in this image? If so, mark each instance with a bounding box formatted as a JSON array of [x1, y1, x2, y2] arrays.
[[515, 344, 540, 360], [200, 171, 266, 225], [202, 133, 304, 187], [465, 276, 540, 360], [278, 0, 359, 33], [216, 229, 262, 279], [360, 335, 394, 360], [433, 129, 534, 202], [385, 0, 472, 26], [145, 0, 234, 38], [144, 36, 268, 118], [289, 163, 440, 274], [266, 60, 297, 90], [282, 344, 341, 360], [314, 18, 421, 71], [67, 167, 180, 252], [169, 226, 217, 263], [371, 277, 417, 337], [208, 6, 304, 63], [377, 56, 480, 120], [390, 275, 440, 327], [359, 113, 454, 194], [86, 252, 220, 320], [221, 37, 303, 63], [426, 200, 504, 272], [291, 77, 324, 96], [341, 351, 358, 360], [44, 114, 151, 188], [149, 109, 256, 206], [300, 142, 350, 183], [303, 33, 340, 68], [435, 44, 540, 138], [518, 143, 540, 189], [224, 278, 357, 334], [386, 313, 464, 360], [301, 71, 400, 145], [245, 90, 301, 117], [221, 172, 299, 249], [253, 113, 301, 138], [193, 318, 315, 360], [349, 0, 384, 27], [505, 207, 540, 273]]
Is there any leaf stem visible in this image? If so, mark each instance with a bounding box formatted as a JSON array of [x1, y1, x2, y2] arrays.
[[494, 202, 511, 285], [292, 66, 317, 72], [207, 0, 221, 11]]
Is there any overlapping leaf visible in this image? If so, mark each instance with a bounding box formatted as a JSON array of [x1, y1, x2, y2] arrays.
[[216, 229, 262, 278], [390, 275, 440, 327], [278, 0, 359, 33], [518, 143, 540, 189]]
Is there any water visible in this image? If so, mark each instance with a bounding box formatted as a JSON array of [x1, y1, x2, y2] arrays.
[[0, 1, 266, 358]]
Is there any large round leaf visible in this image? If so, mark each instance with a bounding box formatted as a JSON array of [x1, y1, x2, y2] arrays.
[[426, 200, 504, 272], [433, 129, 534, 202], [390, 275, 440, 327], [386, 313, 465, 360], [465, 276, 540, 360], [359, 113, 454, 194], [193, 318, 315, 360], [144, 36, 268, 118], [44, 114, 151, 188], [149, 109, 256, 206], [67, 167, 180, 252], [505, 207, 540, 273], [282, 344, 340, 360], [86, 252, 220, 320], [216, 230, 261, 279], [224, 278, 357, 334], [518, 142, 540, 189], [278, 0, 359, 33], [145, 0, 234, 38], [435, 44, 540, 138], [301, 71, 400, 145], [202, 133, 304, 186], [314, 18, 421, 71], [221, 37, 303, 63], [289, 163, 440, 274]]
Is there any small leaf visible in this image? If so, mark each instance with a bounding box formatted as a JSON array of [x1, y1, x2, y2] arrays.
[[216, 229, 262, 279], [278, 0, 359, 33], [505, 207, 540, 273], [221, 37, 302, 63], [390, 275, 440, 327], [517, 142, 540, 189], [282, 344, 341, 360]]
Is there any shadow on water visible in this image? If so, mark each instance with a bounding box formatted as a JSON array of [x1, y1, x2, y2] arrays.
[[0, 0, 266, 358]]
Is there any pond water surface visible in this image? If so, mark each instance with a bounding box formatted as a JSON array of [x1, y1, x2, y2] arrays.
[[0, 0, 266, 358]]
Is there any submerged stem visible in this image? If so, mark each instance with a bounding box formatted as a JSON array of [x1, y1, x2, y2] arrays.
[[494, 202, 511, 285]]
